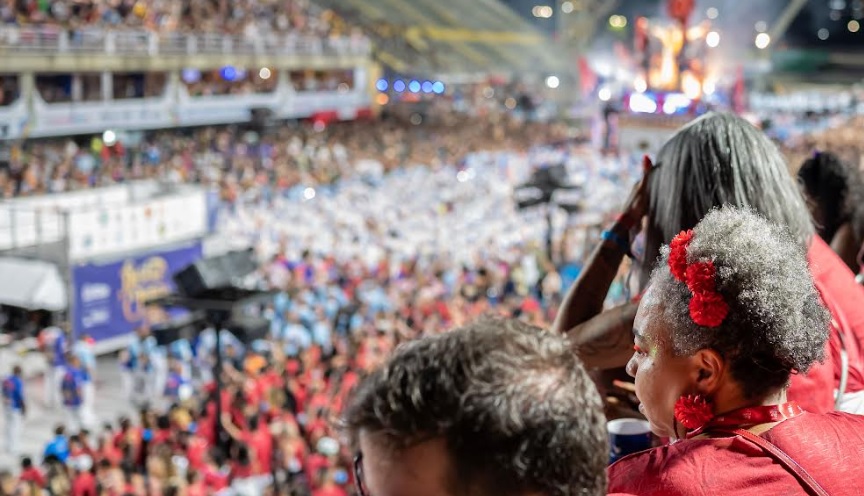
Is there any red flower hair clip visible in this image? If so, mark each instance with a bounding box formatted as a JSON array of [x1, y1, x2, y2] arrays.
[[668, 230, 730, 327]]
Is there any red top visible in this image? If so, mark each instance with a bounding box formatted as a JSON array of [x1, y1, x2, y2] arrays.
[[313, 486, 348, 496], [203, 466, 229, 491], [244, 427, 273, 475], [608, 411, 864, 495], [19, 467, 45, 487], [230, 462, 254, 479], [786, 239, 864, 413], [807, 238, 864, 394], [306, 453, 330, 479], [186, 436, 209, 471], [71, 472, 98, 496]]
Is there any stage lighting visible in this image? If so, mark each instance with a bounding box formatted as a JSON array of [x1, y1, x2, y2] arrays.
[[546, 76, 560, 89], [663, 94, 691, 115], [102, 130, 117, 146], [634, 77, 648, 93], [755, 33, 771, 49], [258, 68, 272, 80], [220, 66, 238, 81], [706, 31, 720, 48], [376, 79, 389, 91], [408, 80, 421, 93], [181, 68, 201, 84], [849, 20, 861, 33], [818, 28, 830, 40], [629, 93, 657, 114], [422, 81, 434, 93], [432, 81, 445, 94], [393, 80, 406, 92], [609, 15, 627, 28], [532, 5, 553, 18], [598, 87, 612, 102], [706, 7, 718, 19], [682, 74, 702, 100]]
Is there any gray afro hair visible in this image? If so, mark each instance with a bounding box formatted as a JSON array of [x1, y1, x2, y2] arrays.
[[650, 207, 830, 399]]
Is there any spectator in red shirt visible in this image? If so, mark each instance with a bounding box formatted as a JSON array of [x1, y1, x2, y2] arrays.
[[229, 444, 256, 480], [222, 414, 273, 475], [96, 435, 123, 467], [18, 457, 45, 488], [200, 448, 229, 493], [70, 456, 97, 496], [179, 431, 209, 471], [112, 417, 141, 457]]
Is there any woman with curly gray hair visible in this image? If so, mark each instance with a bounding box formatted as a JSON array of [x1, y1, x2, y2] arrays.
[[554, 113, 864, 414], [608, 207, 864, 495]]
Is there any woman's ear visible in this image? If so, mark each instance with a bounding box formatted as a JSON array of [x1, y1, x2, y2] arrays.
[[689, 348, 725, 395]]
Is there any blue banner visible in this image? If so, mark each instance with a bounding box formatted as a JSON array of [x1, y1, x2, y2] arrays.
[[72, 242, 203, 342]]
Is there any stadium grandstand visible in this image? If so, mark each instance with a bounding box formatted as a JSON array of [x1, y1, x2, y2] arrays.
[[316, 0, 565, 76]]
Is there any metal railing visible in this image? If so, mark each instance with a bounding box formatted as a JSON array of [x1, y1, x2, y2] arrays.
[[0, 26, 371, 57]]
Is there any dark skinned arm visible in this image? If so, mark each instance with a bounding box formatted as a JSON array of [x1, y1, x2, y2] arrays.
[[567, 303, 639, 370], [552, 157, 652, 369]]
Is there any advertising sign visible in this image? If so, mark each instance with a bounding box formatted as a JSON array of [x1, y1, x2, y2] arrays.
[[72, 242, 203, 341]]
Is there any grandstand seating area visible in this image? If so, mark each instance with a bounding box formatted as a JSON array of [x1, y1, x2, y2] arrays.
[[315, 0, 564, 75]]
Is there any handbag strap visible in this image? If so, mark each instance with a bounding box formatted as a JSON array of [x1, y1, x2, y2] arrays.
[[711, 428, 831, 496]]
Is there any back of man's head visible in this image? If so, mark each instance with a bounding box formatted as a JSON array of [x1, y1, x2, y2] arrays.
[[344, 317, 607, 496]]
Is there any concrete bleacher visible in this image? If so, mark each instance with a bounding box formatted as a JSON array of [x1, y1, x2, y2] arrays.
[[316, 0, 563, 76]]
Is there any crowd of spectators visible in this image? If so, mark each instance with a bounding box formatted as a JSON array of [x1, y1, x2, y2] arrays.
[[0, 112, 570, 198], [0, 113, 641, 495], [0, 0, 356, 38], [781, 114, 864, 174]]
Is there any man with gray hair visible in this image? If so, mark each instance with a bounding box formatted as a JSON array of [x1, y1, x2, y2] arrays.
[[343, 317, 610, 496]]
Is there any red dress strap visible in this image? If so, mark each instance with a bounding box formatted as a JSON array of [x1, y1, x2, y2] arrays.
[[709, 427, 831, 496]]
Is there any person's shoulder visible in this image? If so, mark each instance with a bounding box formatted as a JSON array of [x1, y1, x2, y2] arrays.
[[808, 237, 858, 287], [780, 410, 864, 434], [608, 439, 741, 495]]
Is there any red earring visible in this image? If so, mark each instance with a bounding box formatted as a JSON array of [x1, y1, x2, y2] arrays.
[[674, 394, 714, 430]]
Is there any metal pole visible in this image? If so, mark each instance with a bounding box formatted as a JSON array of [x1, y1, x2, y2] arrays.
[[546, 203, 555, 265], [63, 210, 74, 337], [210, 310, 227, 452]]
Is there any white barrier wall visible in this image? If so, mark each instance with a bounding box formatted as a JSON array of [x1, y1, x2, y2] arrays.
[[67, 188, 207, 260], [0, 182, 208, 262]]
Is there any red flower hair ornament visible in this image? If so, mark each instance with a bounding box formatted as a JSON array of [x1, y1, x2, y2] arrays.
[[668, 230, 730, 327]]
